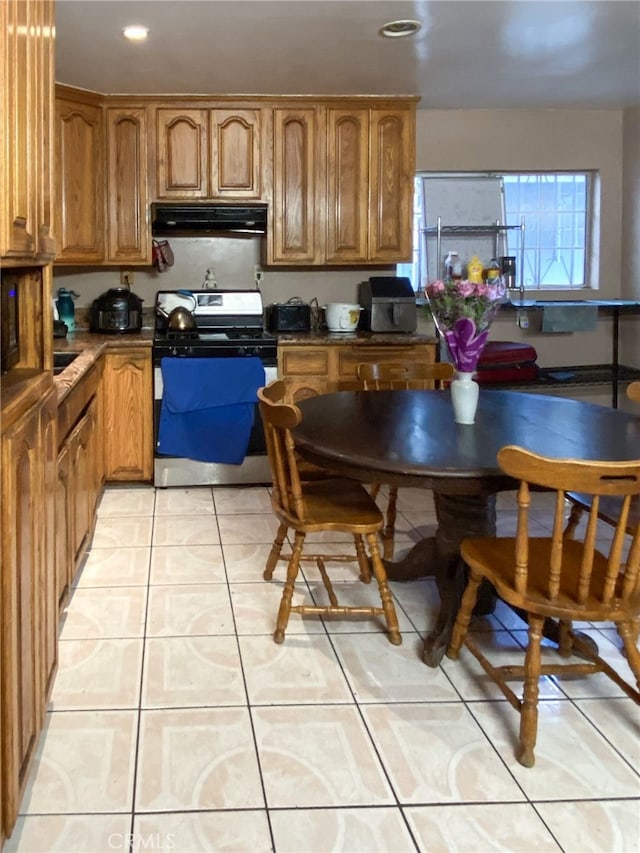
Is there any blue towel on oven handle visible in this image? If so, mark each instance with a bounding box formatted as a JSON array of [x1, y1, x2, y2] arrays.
[[157, 356, 266, 464]]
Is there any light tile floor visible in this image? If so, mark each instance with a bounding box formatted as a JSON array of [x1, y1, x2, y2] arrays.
[[5, 485, 640, 853]]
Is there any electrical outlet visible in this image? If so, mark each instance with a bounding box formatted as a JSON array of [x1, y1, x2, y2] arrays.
[[517, 310, 529, 329], [120, 270, 134, 287], [254, 264, 264, 285]]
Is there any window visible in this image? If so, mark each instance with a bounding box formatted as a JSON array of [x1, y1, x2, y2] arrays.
[[399, 172, 592, 293]]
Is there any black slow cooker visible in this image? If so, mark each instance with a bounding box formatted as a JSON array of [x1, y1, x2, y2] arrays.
[[90, 287, 143, 334]]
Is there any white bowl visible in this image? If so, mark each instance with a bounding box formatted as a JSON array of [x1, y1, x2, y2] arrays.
[[325, 303, 362, 332]]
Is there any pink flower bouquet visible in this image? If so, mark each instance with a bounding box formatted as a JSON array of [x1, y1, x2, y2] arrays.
[[425, 278, 506, 373]]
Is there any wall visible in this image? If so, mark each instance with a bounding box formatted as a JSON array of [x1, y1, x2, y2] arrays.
[[620, 106, 640, 367]]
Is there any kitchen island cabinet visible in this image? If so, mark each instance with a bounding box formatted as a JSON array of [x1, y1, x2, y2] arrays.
[[277, 333, 437, 401]]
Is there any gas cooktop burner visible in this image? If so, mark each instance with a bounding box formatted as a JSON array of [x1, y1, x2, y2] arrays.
[[164, 329, 200, 341]]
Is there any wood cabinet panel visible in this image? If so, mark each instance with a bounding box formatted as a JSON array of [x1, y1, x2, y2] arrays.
[[40, 388, 58, 705], [211, 109, 262, 198], [325, 109, 369, 263], [106, 107, 150, 263], [102, 349, 153, 481], [270, 108, 320, 264], [155, 108, 209, 198], [278, 341, 437, 399], [369, 108, 415, 262], [1, 400, 43, 836], [55, 98, 105, 262], [1, 0, 55, 262], [3, 0, 36, 258]]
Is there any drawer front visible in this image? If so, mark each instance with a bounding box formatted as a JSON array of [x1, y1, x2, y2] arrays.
[[337, 345, 436, 381], [280, 348, 330, 377]]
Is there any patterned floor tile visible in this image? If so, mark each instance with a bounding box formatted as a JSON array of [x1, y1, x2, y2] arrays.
[[4, 814, 131, 853], [50, 638, 143, 710], [149, 544, 226, 584], [146, 583, 234, 636], [142, 635, 246, 708], [152, 514, 220, 546], [135, 708, 264, 811], [535, 799, 640, 853], [73, 546, 150, 588], [154, 487, 214, 516], [133, 810, 272, 852], [253, 705, 395, 808], [20, 711, 137, 814], [59, 586, 148, 639]]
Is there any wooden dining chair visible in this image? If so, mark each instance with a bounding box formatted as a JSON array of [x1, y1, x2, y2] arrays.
[[356, 360, 456, 559], [258, 380, 402, 645], [564, 380, 640, 540], [447, 445, 640, 768]]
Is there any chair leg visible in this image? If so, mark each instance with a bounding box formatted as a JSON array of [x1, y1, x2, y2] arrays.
[[381, 487, 399, 560], [557, 619, 573, 657], [274, 531, 304, 644], [447, 568, 482, 660], [366, 532, 402, 645], [563, 503, 584, 540], [354, 534, 372, 583], [518, 613, 544, 768], [617, 620, 640, 691], [264, 522, 288, 580]]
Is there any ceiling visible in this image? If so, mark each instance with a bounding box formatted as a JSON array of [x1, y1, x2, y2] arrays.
[[55, 1, 640, 109]]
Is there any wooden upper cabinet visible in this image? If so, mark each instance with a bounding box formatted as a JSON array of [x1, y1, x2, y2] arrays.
[[210, 109, 262, 198], [55, 97, 105, 263], [105, 106, 151, 264], [325, 109, 369, 264], [270, 108, 320, 264], [2, 0, 55, 262], [368, 107, 415, 262], [155, 108, 209, 198]]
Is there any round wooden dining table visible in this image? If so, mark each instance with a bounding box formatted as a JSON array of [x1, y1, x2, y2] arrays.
[[293, 388, 640, 665]]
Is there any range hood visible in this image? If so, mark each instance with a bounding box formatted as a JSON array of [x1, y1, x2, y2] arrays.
[[151, 203, 267, 235]]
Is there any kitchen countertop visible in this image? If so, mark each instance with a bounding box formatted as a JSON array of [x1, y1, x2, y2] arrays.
[[53, 329, 153, 403], [276, 331, 436, 345]]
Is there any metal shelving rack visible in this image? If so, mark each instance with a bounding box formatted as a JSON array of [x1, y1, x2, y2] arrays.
[[423, 216, 526, 294]]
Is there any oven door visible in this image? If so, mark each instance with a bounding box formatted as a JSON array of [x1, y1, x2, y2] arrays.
[[153, 360, 277, 487]]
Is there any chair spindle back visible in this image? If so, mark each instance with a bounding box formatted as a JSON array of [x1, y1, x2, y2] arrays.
[[357, 360, 455, 391], [498, 445, 640, 606]]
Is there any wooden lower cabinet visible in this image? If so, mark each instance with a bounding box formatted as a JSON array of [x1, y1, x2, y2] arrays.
[[102, 348, 153, 482], [278, 341, 437, 401], [0, 387, 57, 839]]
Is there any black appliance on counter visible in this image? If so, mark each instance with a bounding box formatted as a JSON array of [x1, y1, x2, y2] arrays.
[[90, 287, 143, 333], [265, 299, 311, 332], [359, 276, 417, 333], [153, 288, 277, 488]]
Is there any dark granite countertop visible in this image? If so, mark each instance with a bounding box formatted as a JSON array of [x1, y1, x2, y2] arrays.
[[53, 329, 153, 403], [276, 330, 436, 346]]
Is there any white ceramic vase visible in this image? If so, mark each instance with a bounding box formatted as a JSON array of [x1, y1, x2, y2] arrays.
[[451, 371, 479, 424]]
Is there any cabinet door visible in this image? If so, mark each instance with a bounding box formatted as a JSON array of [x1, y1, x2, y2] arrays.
[[69, 405, 94, 561], [35, 0, 55, 260], [55, 441, 72, 609], [55, 98, 105, 262], [106, 107, 150, 263], [155, 108, 209, 198], [102, 350, 153, 481], [40, 388, 58, 702], [210, 109, 262, 198], [2, 0, 37, 258], [270, 108, 320, 264], [1, 401, 43, 835], [325, 109, 369, 263], [369, 108, 415, 262]]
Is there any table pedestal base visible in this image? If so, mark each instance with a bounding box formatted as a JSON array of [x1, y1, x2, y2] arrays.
[[384, 493, 497, 666]]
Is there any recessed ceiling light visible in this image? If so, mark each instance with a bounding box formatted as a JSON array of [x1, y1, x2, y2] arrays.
[[123, 25, 149, 42], [379, 19, 422, 38]]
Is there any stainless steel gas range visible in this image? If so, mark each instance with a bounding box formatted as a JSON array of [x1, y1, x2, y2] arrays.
[[152, 288, 277, 487]]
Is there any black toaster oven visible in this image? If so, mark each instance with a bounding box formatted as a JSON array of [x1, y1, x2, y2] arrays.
[[266, 301, 311, 332]]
